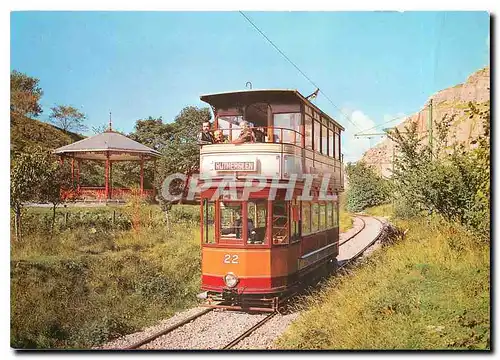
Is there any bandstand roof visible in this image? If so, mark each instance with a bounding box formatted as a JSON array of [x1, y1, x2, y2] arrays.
[[53, 130, 161, 161]]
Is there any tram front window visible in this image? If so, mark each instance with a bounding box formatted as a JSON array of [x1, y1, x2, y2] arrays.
[[220, 202, 243, 239], [247, 200, 267, 244]]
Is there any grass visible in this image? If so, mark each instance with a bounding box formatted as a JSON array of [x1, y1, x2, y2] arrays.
[[11, 204, 202, 349], [276, 214, 490, 350], [339, 209, 354, 233]]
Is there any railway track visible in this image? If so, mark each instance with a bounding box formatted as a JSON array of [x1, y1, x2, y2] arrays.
[[337, 215, 385, 270], [338, 215, 367, 247], [117, 215, 386, 351]]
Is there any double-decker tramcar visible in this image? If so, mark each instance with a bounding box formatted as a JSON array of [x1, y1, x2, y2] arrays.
[[197, 89, 344, 312]]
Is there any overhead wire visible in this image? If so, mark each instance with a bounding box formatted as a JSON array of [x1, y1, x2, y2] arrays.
[[355, 113, 409, 135], [238, 11, 363, 132]]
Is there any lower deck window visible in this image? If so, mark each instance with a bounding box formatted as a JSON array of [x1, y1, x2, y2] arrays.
[[272, 201, 288, 244], [203, 200, 215, 243], [247, 200, 267, 244], [220, 202, 243, 239]]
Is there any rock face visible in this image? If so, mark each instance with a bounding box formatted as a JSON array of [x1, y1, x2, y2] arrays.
[[361, 66, 490, 177]]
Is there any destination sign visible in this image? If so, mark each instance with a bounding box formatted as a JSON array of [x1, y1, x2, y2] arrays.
[[214, 161, 256, 171]]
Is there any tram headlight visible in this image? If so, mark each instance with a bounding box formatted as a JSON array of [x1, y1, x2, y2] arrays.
[[223, 272, 239, 288]]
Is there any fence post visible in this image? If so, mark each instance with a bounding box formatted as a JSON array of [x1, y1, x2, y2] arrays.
[[112, 210, 116, 226]]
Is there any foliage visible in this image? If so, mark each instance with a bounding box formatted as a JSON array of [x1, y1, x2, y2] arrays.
[[129, 116, 175, 152], [345, 161, 391, 212], [10, 113, 83, 154], [10, 70, 44, 118], [10, 208, 202, 349], [10, 148, 72, 238], [276, 216, 490, 350], [388, 101, 490, 240], [48, 105, 87, 133], [153, 106, 212, 210]]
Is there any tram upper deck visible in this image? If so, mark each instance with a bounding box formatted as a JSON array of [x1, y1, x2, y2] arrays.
[[199, 89, 345, 191]]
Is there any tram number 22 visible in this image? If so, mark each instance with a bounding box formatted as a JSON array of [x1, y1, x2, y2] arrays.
[[223, 254, 239, 264]]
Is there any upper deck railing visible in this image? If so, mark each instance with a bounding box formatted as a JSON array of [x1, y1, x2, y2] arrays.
[[208, 126, 342, 162], [213, 126, 303, 147]]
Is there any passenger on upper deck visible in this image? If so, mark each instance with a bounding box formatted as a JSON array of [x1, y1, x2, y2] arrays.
[[253, 126, 266, 143], [197, 121, 215, 145], [213, 129, 228, 144], [231, 121, 256, 144]]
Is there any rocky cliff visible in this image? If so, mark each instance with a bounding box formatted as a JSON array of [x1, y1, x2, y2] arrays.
[[361, 66, 490, 177]]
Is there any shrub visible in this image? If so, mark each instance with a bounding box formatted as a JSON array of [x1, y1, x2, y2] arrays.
[[345, 161, 391, 212]]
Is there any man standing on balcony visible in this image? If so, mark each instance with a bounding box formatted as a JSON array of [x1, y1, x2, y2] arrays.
[[197, 121, 215, 145]]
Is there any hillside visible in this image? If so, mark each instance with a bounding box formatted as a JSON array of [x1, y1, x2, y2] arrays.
[[10, 112, 84, 153], [361, 66, 490, 177]]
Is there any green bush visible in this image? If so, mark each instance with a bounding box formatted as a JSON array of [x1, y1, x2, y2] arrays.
[[389, 102, 490, 240], [345, 161, 391, 212]]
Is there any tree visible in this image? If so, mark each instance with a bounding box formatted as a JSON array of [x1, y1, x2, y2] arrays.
[[10, 149, 49, 239], [91, 124, 109, 134], [129, 116, 175, 152], [387, 102, 490, 239], [49, 105, 87, 133], [11, 148, 72, 238], [345, 161, 391, 212], [10, 70, 44, 117], [153, 106, 212, 210]]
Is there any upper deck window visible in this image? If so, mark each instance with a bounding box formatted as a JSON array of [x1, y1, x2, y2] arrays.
[[335, 129, 341, 161], [218, 115, 245, 141], [313, 118, 321, 153], [305, 114, 313, 150], [328, 123, 335, 158], [273, 113, 301, 146]]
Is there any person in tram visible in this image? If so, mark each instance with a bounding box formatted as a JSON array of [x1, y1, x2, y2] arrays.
[[213, 129, 228, 144], [253, 126, 266, 143], [231, 121, 256, 144], [197, 121, 215, 145]]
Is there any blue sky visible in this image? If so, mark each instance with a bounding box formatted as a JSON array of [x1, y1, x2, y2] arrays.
[[10, 11, 490, 161]]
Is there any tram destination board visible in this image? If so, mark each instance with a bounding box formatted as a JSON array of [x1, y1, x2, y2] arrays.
[[214, 161, 256, 171]]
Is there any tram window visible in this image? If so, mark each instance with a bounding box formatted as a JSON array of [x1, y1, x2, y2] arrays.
[[313, 120, 321, 153], [301, 202, 311, 235], [219, 116, 243, 141], [273, 113, 301, 146], [220, 202, 243, 239], [272, 201, 288, 245], [326, 202, 333, 228], [328, 127, 334, 158], [247, 200, 267, 244], [319, 203, 326, 230], [321, 124, 328, 155], [203, 200, 216, 244], [332, 203, 339, 227], [305, 114, 313, 150], [335, 131, 341, 161], [291, 199, 300, 242], [311, 202, 319, 233]]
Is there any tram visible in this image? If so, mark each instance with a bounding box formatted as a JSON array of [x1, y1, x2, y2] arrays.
[[197, 89, 344, 312]]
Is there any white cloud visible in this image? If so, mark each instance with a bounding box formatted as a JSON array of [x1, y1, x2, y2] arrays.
[[341, 110, 409, 163], [341, 109, 377, 163]]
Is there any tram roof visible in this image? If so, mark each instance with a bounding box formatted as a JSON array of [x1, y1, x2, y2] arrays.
[[200, 89, 345, 131]]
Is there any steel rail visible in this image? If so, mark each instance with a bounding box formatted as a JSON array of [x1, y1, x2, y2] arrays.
[[338, 215, 366, 247], [222, 313, 277, 350], [338, 216, 385, 271], [125, 308, 214, 350]]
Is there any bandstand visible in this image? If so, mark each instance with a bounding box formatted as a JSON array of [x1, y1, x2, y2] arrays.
[[54, 128, 161, 202]]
